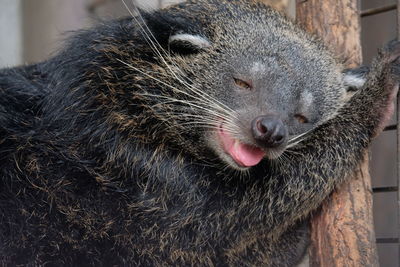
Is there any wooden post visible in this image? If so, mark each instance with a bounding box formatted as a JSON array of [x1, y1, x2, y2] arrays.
[[296, 1, 379, 266]]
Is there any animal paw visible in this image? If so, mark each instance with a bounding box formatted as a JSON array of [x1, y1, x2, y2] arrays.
[[372, 40, 400, 136], [382, 39, 400, 98], [379, 40, 400, 85], [381, 39, 400, 64]]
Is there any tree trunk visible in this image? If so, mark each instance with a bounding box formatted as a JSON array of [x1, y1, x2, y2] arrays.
[[296, 1, 379, 266]]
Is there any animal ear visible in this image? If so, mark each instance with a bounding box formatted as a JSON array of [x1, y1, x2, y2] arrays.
[[140, 10, 212, 56], [168, 33, 211, 55], [342, 66, 369, 92]]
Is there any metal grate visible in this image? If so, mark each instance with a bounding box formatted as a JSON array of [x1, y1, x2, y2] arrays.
[[362, 0, 400, 254]]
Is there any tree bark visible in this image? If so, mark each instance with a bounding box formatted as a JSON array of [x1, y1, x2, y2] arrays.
[[296, 1, 379, 266]]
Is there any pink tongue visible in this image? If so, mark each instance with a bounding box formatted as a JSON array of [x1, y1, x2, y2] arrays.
[[219, 129, 265, 167]]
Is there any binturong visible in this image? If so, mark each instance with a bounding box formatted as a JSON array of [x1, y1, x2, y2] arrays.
[[0, 0, 399, 266]]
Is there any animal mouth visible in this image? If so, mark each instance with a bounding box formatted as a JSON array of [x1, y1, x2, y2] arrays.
[[218, 124, 266, 167]]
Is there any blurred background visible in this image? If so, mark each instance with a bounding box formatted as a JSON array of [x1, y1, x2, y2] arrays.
[[0, 0, 398, 265]]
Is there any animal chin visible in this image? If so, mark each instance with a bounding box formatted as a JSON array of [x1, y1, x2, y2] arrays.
[[218, 125, 266, 168]]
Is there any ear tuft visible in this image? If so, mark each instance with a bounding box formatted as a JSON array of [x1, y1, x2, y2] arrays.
[[343, 66, 369, 92], [140, 9, 211, 56], [168, 33, 211, 55]]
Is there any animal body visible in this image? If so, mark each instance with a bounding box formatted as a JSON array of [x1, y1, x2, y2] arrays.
[[0, 0, 399, 266]]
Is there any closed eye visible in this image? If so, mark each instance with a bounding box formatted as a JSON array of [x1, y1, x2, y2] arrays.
[[234, 78, 252, 90], [294, 114, 309, 124]]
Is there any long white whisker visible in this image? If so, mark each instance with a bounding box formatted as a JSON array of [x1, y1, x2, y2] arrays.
[[150, 102, 238, 126], [120, 1, 237, 116], [136, 92, 235, 121], [283, 149, 303, 157], [117, 59, 237, 120], [177, 124, 239, 134], [288, 129, 313, 143], [286, 139, 304, 149]]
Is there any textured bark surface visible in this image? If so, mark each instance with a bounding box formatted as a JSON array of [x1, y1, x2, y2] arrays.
[[296, 0, 379, 266], [310, 154, 378, 266], [297, 0, 361, 68]]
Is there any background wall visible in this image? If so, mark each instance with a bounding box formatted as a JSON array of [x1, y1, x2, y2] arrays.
[[1, 0, 295, 67], [0, 0, 22, 67], [361, 0, 399, 265], [0, 0, 397, 265]]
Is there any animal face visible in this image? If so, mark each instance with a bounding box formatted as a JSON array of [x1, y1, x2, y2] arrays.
[[120, 0, 364, 170]]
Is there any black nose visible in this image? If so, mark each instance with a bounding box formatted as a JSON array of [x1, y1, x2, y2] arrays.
[[251, 115, 287, 148]]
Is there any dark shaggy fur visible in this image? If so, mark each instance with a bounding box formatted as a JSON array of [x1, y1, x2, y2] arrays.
[[0, 0, 399, 266]]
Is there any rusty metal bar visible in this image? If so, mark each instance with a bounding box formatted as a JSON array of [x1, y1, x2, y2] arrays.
[[384, 124, 397, 131], [373, 186, 399, 193], [376, 238, 400, 243], [361, 4, 397, 17]]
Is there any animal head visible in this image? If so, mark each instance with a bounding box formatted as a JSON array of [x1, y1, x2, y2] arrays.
[[98, 0, 365, 170]]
